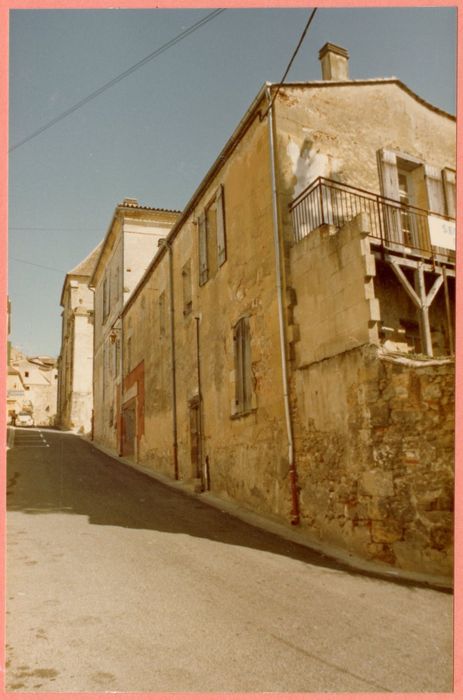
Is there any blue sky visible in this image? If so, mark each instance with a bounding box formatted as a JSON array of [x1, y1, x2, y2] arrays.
[[8, 6, 456, 357]]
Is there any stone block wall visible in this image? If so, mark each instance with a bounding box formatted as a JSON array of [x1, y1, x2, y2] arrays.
[[292, 344, 454, 577], [289, 214, 379, 368]]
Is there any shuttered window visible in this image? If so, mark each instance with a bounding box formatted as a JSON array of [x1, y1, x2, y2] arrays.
[[233, 317, 252, 415], [198, 212, 208, 286], [182, 260, 192, 316], [442, 168, 456, 218], [198, 184, 227, 285], [424, 164, 446, 215], [377, 149, 402, 244], [377, 149, 400, 201], [216, 184, 227, 267], [103, 276, 110, 321], [159, 291, 166, 337]]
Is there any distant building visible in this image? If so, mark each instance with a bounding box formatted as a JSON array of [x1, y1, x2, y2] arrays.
[[89, 199, 180, 452], [9, 347, 58, 426], [57, 243, 102, 434]]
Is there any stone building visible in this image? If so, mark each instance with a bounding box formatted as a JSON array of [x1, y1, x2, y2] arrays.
[[8, 347, 58, 426], [57, 243, 102, 434], [98, 45, 456, 579], [89, 199, 180, 452]]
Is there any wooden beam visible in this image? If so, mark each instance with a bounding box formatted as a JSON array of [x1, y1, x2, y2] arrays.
[[442, 265, 455, 356], [374, 250, 456, 277], [426, 275, 444, 307], [414, 262, 433, 357], [390, 261, 421, 308]]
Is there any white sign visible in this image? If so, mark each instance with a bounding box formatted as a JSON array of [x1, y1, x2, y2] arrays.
[[428, 216, 456, 251]]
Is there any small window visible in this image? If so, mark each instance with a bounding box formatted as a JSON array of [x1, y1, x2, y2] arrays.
[[233, 317, 252, 415], [182, 261, 192, 316], [25, 371, 29, 378]]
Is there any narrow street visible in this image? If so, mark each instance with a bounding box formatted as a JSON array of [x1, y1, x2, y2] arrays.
[[6, 428, 453, 693]]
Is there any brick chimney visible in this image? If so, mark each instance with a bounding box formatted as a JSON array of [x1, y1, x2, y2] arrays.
[[319, 43, 349, 81]]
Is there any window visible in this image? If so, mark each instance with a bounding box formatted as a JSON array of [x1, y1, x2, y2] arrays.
[[377, 149, 455, 249], [182, 260, 192, 316], [103, 274, 111, 321], [233, 317, 252, 415], [198, 185, 226, 286], [198, 212, 208, 286], [111, 337, 120, 378], [127, 337, 132, 373], [159, 291, 166, 337], [115, 338, 121, 378], [442, 168, 456, 218]]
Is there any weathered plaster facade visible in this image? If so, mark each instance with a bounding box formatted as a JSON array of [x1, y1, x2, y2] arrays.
[[57, 243, 101, 434], [94, 45, 455, 579], [90, 199, 180, 452]]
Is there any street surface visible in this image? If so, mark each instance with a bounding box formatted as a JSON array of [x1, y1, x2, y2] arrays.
[[6, 428, 453, 692]]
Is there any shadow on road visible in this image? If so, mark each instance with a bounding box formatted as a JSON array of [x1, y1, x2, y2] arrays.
[[7, 429, 449, 591]]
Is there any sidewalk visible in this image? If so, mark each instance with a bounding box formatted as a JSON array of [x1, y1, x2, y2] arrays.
[[80, 434, 452, 592]]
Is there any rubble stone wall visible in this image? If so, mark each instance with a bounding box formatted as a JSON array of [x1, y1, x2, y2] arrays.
[[292, 344, 454, 576]]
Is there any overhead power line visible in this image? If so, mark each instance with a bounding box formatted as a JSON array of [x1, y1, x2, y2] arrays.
[[262, 7, 318, 119], [10, 226, 102, 232], [9, 9, 226, 153], [11, 257, 66, 273]]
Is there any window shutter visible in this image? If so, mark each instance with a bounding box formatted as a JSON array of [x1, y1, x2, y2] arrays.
[[377, 149, 401, 244], [234, 320, 243, 411], [233, 317, 252, 414], [242, 317, 252, 410], [216, 185, 226, 267], [424, 165, 445, 215], [442, 168, 456, 218], [198, 212, 208, 285], [377, 149, 400, 201]]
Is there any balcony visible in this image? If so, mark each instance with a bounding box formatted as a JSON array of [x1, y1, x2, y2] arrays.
[[289, 177, 455, 264]]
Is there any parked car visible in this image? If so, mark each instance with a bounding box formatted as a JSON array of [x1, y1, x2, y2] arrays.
[[14, 412, 34, 427]]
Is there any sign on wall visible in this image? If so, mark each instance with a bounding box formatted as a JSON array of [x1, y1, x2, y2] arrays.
[[428, 216, 456, 251]]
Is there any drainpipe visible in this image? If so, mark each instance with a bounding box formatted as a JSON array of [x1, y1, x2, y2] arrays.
[[264, 84, 300, 525], [194, 315, 204, 487], [166, 241, 179, 480]]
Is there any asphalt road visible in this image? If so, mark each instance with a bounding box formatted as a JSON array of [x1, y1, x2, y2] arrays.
[[6, 428, 453, 692]]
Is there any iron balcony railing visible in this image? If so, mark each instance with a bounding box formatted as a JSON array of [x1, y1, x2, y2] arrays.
[[289, 177, 456, 261]]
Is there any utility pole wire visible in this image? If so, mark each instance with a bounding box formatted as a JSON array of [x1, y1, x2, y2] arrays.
[[11, 257, 67, 273], [9, 9, 226, 153], [261, 7, 318, 120]]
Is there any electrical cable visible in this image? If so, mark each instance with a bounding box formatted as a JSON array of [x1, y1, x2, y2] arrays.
[[10, 226, 102, 232], [10, 9, 226, 153], [11, 257, 67, 273], [261, 7, 318, 120]]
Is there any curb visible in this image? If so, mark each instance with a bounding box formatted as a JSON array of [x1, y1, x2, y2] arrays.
[[78, 433, 453, 592]]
